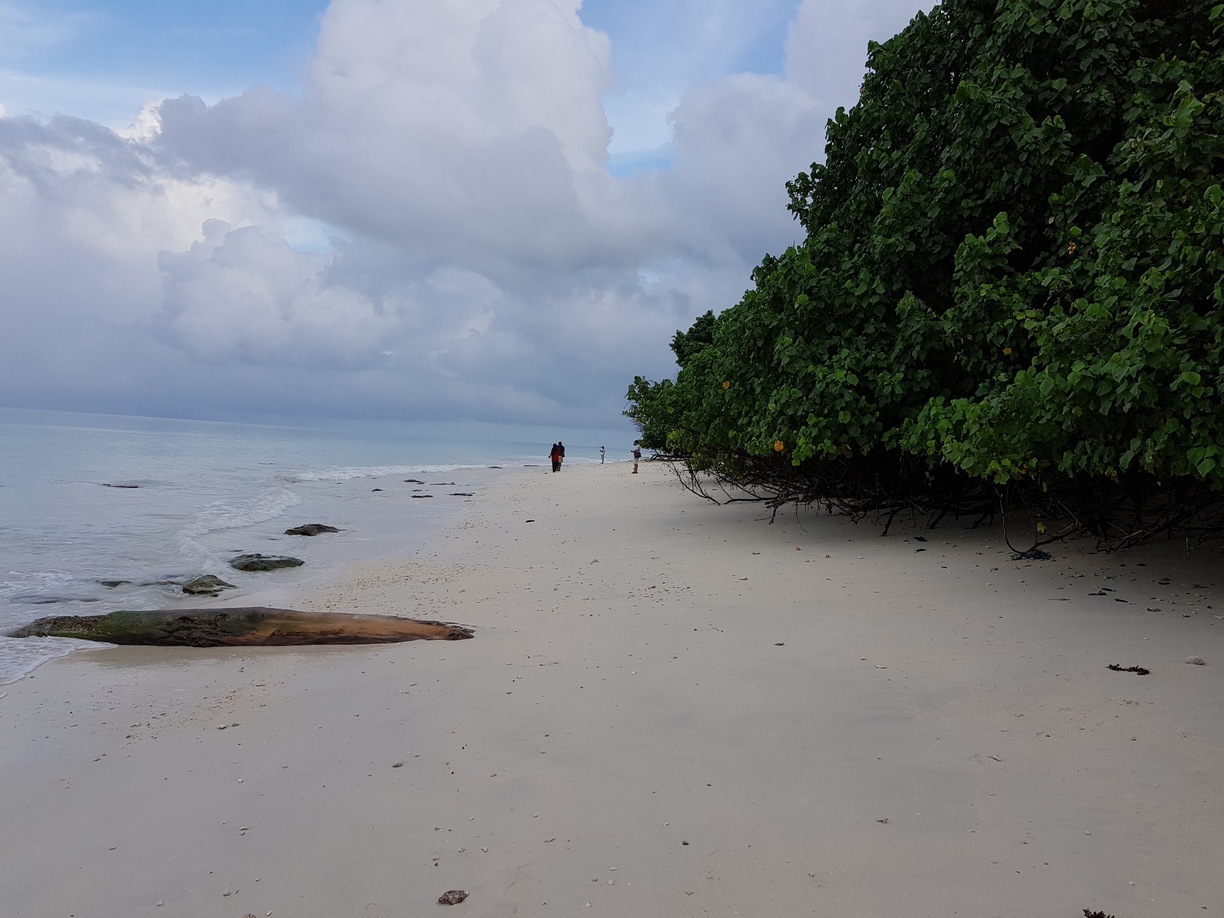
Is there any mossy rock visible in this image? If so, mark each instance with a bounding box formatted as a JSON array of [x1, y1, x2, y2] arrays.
[[182, 575, 236, 596], [229, 553, 305, 572]]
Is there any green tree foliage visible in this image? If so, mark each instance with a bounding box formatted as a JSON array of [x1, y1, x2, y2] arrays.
[[623, 375, 676, 451], [626, 0, 1224, 544], [670, 310, 717, 368]]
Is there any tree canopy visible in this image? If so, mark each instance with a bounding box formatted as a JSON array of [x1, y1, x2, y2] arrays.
[[625, 0, 1224, 546]]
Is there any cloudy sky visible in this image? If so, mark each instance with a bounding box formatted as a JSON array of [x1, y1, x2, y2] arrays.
[[1, 0, 930, 429]]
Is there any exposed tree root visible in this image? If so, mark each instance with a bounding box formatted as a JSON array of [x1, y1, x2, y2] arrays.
[[658, 446, 1224, 550]]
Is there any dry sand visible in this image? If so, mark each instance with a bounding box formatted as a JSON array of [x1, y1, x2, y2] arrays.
[[2, 459, 1222, 917]]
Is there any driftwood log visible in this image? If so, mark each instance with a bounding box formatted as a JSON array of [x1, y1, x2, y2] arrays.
[[7, 607, 473, 647]]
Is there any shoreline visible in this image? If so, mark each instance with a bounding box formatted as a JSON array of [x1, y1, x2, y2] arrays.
[[0, 461, 530, 685], [2, 460, 1222, 917]]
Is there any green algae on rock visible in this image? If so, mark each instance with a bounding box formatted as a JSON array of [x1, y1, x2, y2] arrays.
[[229, 553, 305, 572]]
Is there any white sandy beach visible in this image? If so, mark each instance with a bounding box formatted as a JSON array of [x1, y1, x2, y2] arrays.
[[2, 460, 1222, 917]]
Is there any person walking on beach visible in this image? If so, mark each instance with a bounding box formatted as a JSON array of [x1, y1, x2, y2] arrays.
[[558, 441, 565, 461], [632, 443, 642, 473], [550, 443, 562, 472], [600, 445, 605, 463]]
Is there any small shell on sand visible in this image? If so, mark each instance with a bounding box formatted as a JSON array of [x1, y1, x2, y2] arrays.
[[1185, 656, 1206, 665]]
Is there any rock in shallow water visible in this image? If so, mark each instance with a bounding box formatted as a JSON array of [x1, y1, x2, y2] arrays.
[[229, 553, 305, 572], [284, 523, 340, 536], [7, 608, 474, 646], [181, 575, 236, 596]]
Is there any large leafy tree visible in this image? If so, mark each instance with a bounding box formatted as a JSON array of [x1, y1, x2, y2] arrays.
[[627, 0, 1224, 545]]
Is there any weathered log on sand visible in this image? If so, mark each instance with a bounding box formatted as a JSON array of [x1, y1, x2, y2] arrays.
[[7, 608, 474, 647]]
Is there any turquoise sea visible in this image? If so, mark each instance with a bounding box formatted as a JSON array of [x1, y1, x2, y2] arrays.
[[0, 407, 633, 684]]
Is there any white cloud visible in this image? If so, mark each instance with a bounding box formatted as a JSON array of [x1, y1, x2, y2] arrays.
[[592, 0, 799, 158], [0, 0, 934, 426], [785, 0, 925, 109], [156, 220, 400, 367]]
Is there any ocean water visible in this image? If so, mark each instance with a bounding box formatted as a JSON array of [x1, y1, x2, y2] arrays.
[[0, 407, 632, 684]]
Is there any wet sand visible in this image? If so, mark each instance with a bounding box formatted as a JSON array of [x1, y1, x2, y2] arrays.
[[2, 460, 1222, 917]]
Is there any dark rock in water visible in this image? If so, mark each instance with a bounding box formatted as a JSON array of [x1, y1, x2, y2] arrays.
[[450, 492, 474, 497], [404, 478, 425, 484], [6, 607, 475, 647], [284, 523, 340, 536], [100, 579, 178, 590], [410, 494, 433, 498], [102, 482, 140, 489], [182, 575, 236, 596], [12, 593, 102, 605], [372, 488, 383, 492], [229, 553, 305, 572]]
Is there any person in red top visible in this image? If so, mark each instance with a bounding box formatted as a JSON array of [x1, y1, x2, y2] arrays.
[[550, 443, 562, 472]]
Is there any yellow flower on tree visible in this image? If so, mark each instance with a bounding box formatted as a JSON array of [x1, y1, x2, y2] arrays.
[[774, 440, 785, 452], [722, 380, 731, 389]]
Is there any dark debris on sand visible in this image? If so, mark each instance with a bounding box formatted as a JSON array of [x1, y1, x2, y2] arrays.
[[1012, 548, 1052, 561]]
